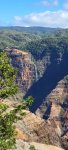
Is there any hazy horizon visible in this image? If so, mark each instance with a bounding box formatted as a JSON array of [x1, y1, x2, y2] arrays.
[[0, 26, 68, 29]]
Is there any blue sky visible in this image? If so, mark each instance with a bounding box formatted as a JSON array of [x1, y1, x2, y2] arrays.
[[0, 0, 68, 27]]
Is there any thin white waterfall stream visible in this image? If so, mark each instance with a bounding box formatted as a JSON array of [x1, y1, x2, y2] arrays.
[[34, 64, 38, 81]]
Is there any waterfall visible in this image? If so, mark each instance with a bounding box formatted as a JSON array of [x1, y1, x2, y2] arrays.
[[34, 64, 38, 81]]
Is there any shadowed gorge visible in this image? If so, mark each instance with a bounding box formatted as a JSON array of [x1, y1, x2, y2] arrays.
[[24, 51, 68, 113]]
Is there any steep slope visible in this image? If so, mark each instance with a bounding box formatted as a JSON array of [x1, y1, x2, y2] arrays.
[[25, 51, 68, 112], [5, 48, 36, 93], [15, 110, 61, 146], [5, 48, 68, 124], [36, 75, 68, 118], [0, 99, 61, 148]]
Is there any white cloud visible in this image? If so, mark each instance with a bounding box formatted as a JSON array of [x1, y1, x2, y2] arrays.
[[13, 10, 68, 28]]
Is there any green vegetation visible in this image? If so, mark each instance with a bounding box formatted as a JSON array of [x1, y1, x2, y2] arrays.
[[0, 27, 68, 60], [0, 51, 17, 149], [0, 97, 33, 150], [29, 145, 37, 150], [0, 52, 18, 98], [0, 29, 41, 51], [0, 103, 8, 112], [0, 51, 33, 149]]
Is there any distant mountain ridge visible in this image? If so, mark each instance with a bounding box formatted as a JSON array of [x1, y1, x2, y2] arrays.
[[0, 26, 68, 34]]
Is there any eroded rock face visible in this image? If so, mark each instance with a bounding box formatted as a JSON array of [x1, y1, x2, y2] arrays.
[[35, 76, 68, 149], [0, 99, 61, 148], [5, 48, 36, 92], [36, 76, 68, 119], [15, 109, 61, 147]]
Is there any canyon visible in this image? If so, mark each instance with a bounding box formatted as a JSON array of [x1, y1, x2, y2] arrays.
[[4, 47, 68, 149], [1, 27, 67, 150]]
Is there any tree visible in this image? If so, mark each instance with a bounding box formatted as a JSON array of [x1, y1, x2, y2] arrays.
[[0, 51, 17, 149], [0, 98, 33, 150], [0, 51, 33, 149], [0, 51, 18, 98]]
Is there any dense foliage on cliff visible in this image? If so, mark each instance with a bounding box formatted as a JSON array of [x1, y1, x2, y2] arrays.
[[25, 37, 68, 59], [0, 52, 18, 98], [0, 51, 17, 149], [0, 27, 68, 60], [0, 51, 33, 149], [0, 97, 33, 150]]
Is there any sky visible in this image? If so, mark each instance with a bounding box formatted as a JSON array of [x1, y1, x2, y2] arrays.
[[0, 0, 68, 28]]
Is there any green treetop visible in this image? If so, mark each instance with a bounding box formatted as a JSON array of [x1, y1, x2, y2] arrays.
[[0, 51, 18, 98]]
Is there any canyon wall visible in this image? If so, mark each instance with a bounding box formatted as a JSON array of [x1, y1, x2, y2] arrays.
[[5, 48, 68, 149], [5, 48, 68, 117], [5, 48, 36, 92]]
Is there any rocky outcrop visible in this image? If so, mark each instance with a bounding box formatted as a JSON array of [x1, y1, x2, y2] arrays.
[[16, 141, 64, 150], [5, 48, 36, 92], [15, 109, 60, 146], [36, 75, 68, 118], [0, 98, 61, 149]]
